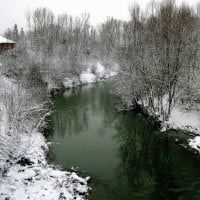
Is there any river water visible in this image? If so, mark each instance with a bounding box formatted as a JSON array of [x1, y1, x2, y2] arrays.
[[48, 82, 200, 200]]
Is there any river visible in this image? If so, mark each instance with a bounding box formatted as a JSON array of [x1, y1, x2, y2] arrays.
[[47, 82, 200, 200]]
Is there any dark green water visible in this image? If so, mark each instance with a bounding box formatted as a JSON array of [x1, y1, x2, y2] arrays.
[[48, 82, 200, 200]]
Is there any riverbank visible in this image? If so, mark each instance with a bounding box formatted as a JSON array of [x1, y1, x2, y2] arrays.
[[137, 98, 200, 154], [0, 73, 91, 200], [0, 131, 90, 200], [164, 105, 200, 154], [62, 61, 117, 89]]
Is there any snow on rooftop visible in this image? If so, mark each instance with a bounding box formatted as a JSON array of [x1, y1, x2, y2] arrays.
[[0, 36, 15, 44]]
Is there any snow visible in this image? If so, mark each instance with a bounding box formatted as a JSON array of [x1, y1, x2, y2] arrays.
[[0, 75, 17, 137], [95, 62, 105, 78], [0, 101, 7, 135], [63, 61, 118, 89], [7, 168, 36, 180], [189, 136, 200, 151], [0, 130, 91, 200], [165, 108, 200, 133], [161, 104, 200, 153], [0, 73, 91, 200], [63, 77, 81, 89], [63, 77, 74, 88], [0, 162, 90, 200], [0, 36, 15, 44], [71, 172, 87, 185], [80, 72, 96, 84], [109, 70, 118, 77], [137, 92, 200, 153]]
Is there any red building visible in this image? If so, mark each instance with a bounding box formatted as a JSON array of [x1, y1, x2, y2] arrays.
[[0, 36, 16, 52]]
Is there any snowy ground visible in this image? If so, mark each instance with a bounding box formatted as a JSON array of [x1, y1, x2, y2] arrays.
[[137, 94, 200, 153], [0, 74, 90, 200], [164, 106, 200, 153], [163, 107, 200, 134], [158, 101, 200, 153], [0, 132, 90, 200], [63, 61, 118, 89]]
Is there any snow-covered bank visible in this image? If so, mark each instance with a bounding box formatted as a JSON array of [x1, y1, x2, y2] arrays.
[[0, 74, 90, 200], [63, 61, 118, 89], [136, 95, 200, 154], [163, 107, 200, 134], [152, 102, 200, 153], [163, 106, 200, 153], [0, 132, 90, 200]]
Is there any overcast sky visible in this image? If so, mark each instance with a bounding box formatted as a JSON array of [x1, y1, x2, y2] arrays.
[[0, 0, 199, 34]]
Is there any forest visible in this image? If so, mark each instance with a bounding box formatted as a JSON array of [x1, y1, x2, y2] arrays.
[[2, 0, 200, 120]]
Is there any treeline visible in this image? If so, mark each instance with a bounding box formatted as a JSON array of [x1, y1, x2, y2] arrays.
[[115, 1, 200, 120], [2, 0, 200, 120], [2, 8, 120, 89]]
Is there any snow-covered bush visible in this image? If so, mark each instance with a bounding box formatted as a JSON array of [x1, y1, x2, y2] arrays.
[[0, 67, 49, 176]]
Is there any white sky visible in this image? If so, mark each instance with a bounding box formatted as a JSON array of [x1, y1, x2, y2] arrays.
[[0, 0, 199, 34]]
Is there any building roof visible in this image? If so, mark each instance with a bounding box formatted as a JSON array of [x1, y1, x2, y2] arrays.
[[0, 36, 15, 44]]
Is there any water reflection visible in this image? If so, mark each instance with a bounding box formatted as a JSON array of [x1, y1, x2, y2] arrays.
[[114, 111, 200, 200], [52, 83, 116, 138], [49, 82, 200, 200], [52, 87, 90, 137], [151, 134, 179, 200], [114, 114, 154, 188]]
